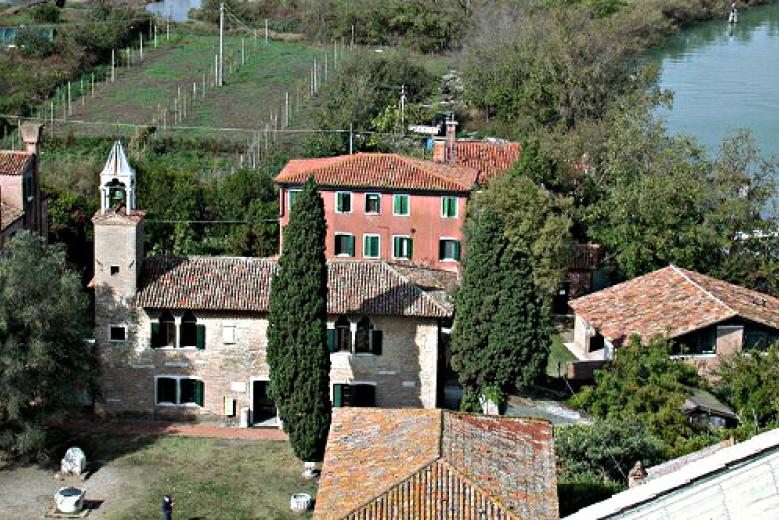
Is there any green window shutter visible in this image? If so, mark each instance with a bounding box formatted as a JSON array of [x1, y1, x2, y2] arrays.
[[333, 384, 343, 407], [407, 238, 413, 260], [439, 240, 446, 260], [151, 323, 161, 348], [402, 196, 409, 214], [393, 236, 400, 257], [196, 324, 206, 350], [371, 330, 383, 355], [195, 380, 204, 406], [394, 195, 401, 214], [348, 235, 355, 257], [453, 240, 461, 261], [327, 329, 337, 353], [442, 197, 449, 217]]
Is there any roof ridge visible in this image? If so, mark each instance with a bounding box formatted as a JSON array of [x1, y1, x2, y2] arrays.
[[382, 262, 450, 316], [670, 264, 736, 315]]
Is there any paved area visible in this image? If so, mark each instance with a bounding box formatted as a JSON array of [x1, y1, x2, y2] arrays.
[[63, 418, 288, 441]]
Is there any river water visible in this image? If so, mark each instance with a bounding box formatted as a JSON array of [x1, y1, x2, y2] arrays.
[[654, 2, 779, 158], [146, 0, 202, 22]]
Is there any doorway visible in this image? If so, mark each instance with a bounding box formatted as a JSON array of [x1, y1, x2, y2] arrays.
[[251, 380, 276, 426]]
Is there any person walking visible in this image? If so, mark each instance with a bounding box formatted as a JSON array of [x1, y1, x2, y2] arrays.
[[162, 494, 174, 520]]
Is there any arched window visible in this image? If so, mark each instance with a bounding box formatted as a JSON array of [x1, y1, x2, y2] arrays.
[[106, 178, 126, 208], [160, 310, 175, 347], [335, 316, 352, 352], [179, 311, 203, 349], [354, 316, 373, 353]]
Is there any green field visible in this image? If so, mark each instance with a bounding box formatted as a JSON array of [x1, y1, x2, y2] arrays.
[[66, 33, 328, 137]]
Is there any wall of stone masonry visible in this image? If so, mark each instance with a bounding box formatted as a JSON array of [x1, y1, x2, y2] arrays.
[[98, 309, 440, 418]]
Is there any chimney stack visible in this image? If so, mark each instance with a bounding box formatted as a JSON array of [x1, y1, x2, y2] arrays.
[[20, 123, 43, 156], [445, 118, 458, 163], [628, 461, 647, 488]]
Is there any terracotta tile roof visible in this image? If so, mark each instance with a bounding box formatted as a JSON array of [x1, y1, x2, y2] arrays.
[[275, 153, 478, 192], [0, 202, 23, 232], [0, 151, 33, 176], [569, 265, 779, 345], [314, 408, 558, 520], [450, 140, 521, 184], [135, 257, 453, 318]]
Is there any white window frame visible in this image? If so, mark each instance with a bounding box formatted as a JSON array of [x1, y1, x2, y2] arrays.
[[392, 235, 412, 260], [335, 191, 353, 214], [334, 232, 355, 257], [154, 375, 204, 407], [363, 233, 380, 259], [393, 194, 410, 216], [109, 324, 127, 342], [439, 237, 461, 262], [287, 189, 301, 213], [441, 196, 459, 219], [364, 193, 381, 215], [222, 324, 236, 345]]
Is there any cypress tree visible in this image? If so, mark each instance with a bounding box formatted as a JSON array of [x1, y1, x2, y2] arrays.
[[450, 206, 505, 397], [267, 177, 331, 462], [488, 243, 550, 392]]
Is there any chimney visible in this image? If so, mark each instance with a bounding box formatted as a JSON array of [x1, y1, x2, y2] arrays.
[[628, 461, 647, 488], [445, 118, 458, 163], [21, 123, 43, 156]]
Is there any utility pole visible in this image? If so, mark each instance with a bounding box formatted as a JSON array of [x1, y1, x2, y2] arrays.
[[400, 84, 406, 133], [219, 2, 224, 87], [285, 91, 289, 127], [349, 123, 353, 155]]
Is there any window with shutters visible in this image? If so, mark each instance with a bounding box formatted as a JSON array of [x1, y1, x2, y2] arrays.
[[333, 383, 376, 407], [354, 316, 383, 355], [155, 377, 204, 407], [335, 192, 352, 213], [334, 316, 352, 352], [392, 236, 413, 260], [439, 238, 461, 262], [334, 233, 355, 257], [393, 194, 410, 216], [179, 311, 206, 349], [365, 193, 381, 214], [363, 234, 380, 259], [151, 311, 176, 348], [441, 196, 458, 218]]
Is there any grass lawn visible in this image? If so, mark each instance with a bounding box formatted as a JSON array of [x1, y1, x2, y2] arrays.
[[547, 333, 575, 378], [104, 436, 316, 519]]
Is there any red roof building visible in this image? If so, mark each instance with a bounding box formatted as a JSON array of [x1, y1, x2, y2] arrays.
[[314, 408, 558, 520], [275, 123, 520, 272]]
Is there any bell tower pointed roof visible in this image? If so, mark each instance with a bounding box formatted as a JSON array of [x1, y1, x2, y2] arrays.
[[99, 141, 137, 214]]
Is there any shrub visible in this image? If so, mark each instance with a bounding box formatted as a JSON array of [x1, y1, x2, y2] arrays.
[[15, 28, 55, 59], [31, 3, 61, 23]]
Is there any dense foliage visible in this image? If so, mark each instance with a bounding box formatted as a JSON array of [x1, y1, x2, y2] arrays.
[[451, 206, 550, 401], [267, 178, 331, 462], [716, 345, 779, 432], [305, 50, 435, 156], [0, 233, 95, 456]]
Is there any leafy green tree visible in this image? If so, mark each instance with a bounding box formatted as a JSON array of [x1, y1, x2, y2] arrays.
[[716, 345, 779, 432], [570, 336, 701, 451], [0, 233, 95, 456], [556, 419, 665, 484], [267, 177, 331, 462], [31, 4, 61, 23], [451, 206, 550, 401]]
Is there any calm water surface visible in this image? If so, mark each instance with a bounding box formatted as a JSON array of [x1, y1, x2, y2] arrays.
[[654, 2, 779, 158], [146, 0, 202, 22]]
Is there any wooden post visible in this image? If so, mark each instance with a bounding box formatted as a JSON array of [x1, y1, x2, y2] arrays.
[[154, 24, 158, 48], [265, 18, 269, 42], [111, 49, 115, 82], [140, 33, 144, 61]]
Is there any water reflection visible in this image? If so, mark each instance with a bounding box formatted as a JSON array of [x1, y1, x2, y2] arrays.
[[653, 2, 779, 158], [146, 0, 202, 22]]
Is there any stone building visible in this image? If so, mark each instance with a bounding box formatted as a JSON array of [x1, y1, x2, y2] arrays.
[[0, 123, 47, 248], [92, 142, 456, 422]]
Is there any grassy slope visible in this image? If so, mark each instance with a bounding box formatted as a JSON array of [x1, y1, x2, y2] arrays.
[[104, 436, 316, 519]]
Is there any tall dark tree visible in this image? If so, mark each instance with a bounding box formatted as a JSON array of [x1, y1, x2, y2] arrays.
[[450, 207, 505, 401], [267, 177, 331, 462], [0, 232, 94, 456], [488, 243, 550, 392]]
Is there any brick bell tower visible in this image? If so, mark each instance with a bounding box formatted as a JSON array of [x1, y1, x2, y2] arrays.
[[91, 141, 145, 349]]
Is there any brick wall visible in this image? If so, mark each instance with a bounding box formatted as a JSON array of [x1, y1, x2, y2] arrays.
[[97, 309, 441, 418]]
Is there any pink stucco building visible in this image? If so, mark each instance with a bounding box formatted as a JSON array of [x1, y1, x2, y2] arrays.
[[275, 125, 521, 271]]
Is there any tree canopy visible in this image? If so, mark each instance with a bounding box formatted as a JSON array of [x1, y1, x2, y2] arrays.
[[0, 233, 95, 456], [267, 177, 331, 462]]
